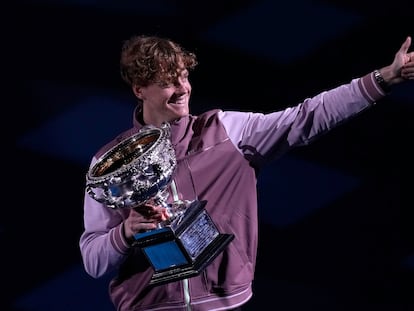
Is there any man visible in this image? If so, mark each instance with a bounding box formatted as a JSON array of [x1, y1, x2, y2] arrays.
[[80, 34, 413, 311]]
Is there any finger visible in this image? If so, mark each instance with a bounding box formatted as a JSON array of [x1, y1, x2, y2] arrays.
[[132, 207, 156, 217], [140, 206, 169, 219], [132, 221, 158, 233], [136, 208, 165, 222], [134, 203, 160, 213], [400, 36, 412, 54]]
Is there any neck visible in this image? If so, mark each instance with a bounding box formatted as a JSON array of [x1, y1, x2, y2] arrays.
[[142, 109, 178, 128]]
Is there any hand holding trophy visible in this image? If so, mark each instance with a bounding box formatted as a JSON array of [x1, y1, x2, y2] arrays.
[[85, 123, 234, 285]]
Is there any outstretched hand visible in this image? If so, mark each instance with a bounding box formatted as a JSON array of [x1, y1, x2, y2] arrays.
[[384, 36, 414, 85]]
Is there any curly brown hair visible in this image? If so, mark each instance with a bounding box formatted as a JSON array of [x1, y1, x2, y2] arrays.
[[120, 35, 198, 87]]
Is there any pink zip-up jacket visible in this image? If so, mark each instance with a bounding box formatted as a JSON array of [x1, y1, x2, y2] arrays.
[[79, 72, 386, 311]]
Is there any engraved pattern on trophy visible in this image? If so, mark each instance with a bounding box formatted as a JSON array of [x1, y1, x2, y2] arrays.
[[85, 123, 176, 210]]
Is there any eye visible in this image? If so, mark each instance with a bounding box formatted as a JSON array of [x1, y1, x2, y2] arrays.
[[176, 71, 189, 85], [157, 81, 172, 88], [181, 71, 189, 80]]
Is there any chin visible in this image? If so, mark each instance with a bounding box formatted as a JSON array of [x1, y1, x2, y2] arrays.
[[171, 107, 189, 118]]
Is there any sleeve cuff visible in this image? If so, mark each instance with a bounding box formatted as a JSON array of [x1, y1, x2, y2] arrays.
[[358, 72, 388, 103], [110, 222, 131, 254]]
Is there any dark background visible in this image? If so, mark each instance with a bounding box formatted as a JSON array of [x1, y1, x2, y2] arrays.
[[6, 1, 414, 310]]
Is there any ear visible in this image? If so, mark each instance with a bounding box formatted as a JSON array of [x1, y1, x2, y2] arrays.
[[132, 85, 144, 100]]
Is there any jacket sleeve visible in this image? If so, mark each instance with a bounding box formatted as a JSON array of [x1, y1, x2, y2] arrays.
[[79, 157, 132, 279], [218, 72, 386, 165]]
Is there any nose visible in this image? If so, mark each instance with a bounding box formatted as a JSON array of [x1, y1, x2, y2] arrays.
[[174, 79, 186, 91]]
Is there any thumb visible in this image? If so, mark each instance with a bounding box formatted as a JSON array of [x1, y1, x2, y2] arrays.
[[399, 36, 412, 54]]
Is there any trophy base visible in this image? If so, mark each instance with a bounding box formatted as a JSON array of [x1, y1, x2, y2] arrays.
[[133, 200, 234, 286], [150, 233, 233, 286]]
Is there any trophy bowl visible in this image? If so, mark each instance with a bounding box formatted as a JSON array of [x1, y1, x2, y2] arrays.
[[85, 123, 234, 286], [85, 123, 176, 210]]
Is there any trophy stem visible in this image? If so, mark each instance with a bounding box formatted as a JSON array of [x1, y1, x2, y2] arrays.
[[154, 198, 190, 229]]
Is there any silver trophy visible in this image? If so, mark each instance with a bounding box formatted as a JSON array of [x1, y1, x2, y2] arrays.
[[85, 123, 234, 285]]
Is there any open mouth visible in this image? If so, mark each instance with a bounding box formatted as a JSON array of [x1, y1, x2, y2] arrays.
[[168, 95, 186, 105]]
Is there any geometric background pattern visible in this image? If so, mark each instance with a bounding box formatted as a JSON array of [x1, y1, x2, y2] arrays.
[[7, 0, 414, 310]]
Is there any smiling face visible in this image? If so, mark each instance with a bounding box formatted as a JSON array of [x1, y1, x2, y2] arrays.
[[133, 69, 192, 127], [119, 35, 198, 127]]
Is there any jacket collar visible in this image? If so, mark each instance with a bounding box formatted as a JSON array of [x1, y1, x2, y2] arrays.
[[132, 105, 191, 148]]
